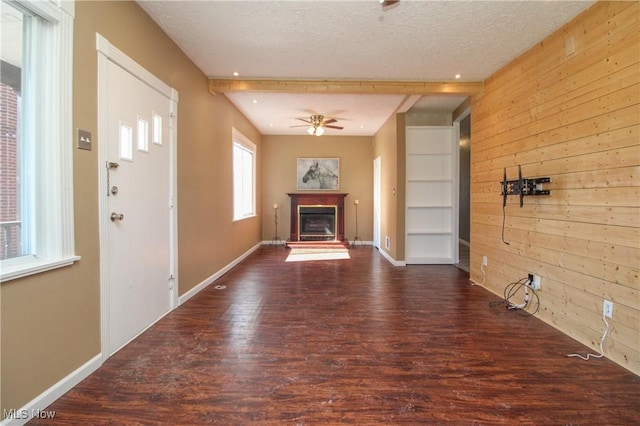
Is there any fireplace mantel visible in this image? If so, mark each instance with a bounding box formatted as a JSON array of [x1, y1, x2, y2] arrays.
[[287, 193, 348, 242]]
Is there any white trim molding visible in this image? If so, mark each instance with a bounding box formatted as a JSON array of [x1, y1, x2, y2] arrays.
[[380, 248, 406, 267], [0, 0, 79, 282], [179, 242, 262, 305]]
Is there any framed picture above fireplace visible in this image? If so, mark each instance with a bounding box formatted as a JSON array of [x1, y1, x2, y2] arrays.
[[297, 158, 340, 190]]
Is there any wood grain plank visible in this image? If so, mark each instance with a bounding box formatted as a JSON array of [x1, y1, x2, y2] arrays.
[[474, 2, 638, 124], [28, 248, 640, 425], [472, 215, 640, 270], [472, 197, 639, 227]]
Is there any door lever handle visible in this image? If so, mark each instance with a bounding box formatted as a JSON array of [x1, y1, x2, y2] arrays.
[[110, 212, 124, 222]]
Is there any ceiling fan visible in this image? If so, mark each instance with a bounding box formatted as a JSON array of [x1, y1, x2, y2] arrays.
[[291, 114, 344, 136], [380, 0, 400, 9]]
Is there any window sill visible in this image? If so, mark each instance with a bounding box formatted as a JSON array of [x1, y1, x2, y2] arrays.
[[233, 214, 257, 222], [1, 255, 81, 283]]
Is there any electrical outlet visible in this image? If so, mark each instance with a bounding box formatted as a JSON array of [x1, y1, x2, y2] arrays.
[[482, 256, 488, 266], [532, 275, 541, 290], [528, 274, 541, 290], [603, 300, 613, 318]]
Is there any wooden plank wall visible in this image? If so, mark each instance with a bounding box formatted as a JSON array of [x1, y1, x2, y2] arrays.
[[470, 1, 639, 375]]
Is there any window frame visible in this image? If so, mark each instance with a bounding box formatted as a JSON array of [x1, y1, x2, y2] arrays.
[[232, 128, 256, 222], [0, 0, 79, 282]]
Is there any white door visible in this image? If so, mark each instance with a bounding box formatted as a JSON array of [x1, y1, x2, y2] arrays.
[[405, 126, 459, 264], [98, 36, 177, 356], [373, 156, 381, 249]]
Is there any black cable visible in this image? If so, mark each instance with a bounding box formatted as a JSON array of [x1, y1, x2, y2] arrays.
[[504, 277, 529, 299], [505, 280, 526, 304], [488, 277, 527, 308], [502, 203, 510, 245], [489, 276, 540, 316], [506, 278, 540, 316]]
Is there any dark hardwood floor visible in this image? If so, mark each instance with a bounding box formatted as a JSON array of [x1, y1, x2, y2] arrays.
[[31, 246, 639, 425]]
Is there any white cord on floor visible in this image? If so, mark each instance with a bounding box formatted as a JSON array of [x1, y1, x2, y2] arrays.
[[567, 313, 609, 361], [480, 263, 486, 285]]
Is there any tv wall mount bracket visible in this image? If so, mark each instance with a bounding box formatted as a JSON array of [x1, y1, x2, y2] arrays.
[[501, 165, 551, 207]]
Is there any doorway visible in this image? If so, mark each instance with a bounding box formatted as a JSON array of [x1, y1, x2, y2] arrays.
[[373, 156, 381, 249], [456, 112, 471, 272], [97, 35, 178, 358]]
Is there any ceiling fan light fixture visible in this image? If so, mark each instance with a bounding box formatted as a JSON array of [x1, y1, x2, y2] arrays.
[[293, 114, 342, 136], [307, 125, 325, 136], [380, 0, 400, 8]]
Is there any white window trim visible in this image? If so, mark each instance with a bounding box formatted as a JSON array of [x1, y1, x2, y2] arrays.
[[232, 128, 256, 221], [1, 0, 79, 282]]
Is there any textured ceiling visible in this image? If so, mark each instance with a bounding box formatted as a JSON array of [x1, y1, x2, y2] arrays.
[[137, 0, 595, 136]]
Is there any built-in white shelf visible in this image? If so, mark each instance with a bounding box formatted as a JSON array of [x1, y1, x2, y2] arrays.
[[405, 126, 459, 264]]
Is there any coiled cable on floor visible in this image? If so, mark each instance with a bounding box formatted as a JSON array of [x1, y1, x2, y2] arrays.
[[489, 276, 540, 316]]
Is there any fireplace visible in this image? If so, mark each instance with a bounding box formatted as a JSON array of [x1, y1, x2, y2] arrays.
[[299, 206, 337, 241], [287, 193, 348, 243]]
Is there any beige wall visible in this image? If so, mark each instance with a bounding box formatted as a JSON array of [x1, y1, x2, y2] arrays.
[[470, 1, 639, 374], [372, 113, 405, 261], [1, 0, 261, 414], [261, 135, 373, 243]]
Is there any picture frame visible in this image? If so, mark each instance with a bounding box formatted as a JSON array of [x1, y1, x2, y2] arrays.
[[297, 158, 340, 190]]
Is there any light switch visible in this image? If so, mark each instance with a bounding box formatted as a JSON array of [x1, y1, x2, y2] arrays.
[[77, 128, 92, 151]]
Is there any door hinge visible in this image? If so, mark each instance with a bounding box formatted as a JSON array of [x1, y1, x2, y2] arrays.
[[168, 274, 175, 290]]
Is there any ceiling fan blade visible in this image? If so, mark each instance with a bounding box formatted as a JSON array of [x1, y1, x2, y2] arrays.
[[296, 117, 312, 123], [290, 125, 309, 128], [323, 118, 338, 125], [381, 0, 399, 7], [325, 125, 343, 130]]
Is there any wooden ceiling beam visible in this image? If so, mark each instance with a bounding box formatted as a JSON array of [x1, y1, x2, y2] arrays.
[[208, 78, 483, 96]]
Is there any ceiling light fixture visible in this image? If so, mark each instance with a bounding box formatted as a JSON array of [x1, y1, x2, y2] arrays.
[[292, 114, 342, 136], [305, 115, 327, 136], [307, 125, 324, 136], [380, 0, 400, 8]]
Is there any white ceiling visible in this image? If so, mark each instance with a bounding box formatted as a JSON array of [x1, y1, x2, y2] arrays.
[[137, 0, 595, 136]]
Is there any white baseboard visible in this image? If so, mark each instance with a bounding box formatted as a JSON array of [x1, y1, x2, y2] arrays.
[[178, 241, 262, 305], [379, 247, 406, 266], [260, 240, 374, 246], [261, 240, 286, 246], [1, 354, 102, 426], [348, 240, 373, 246]]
